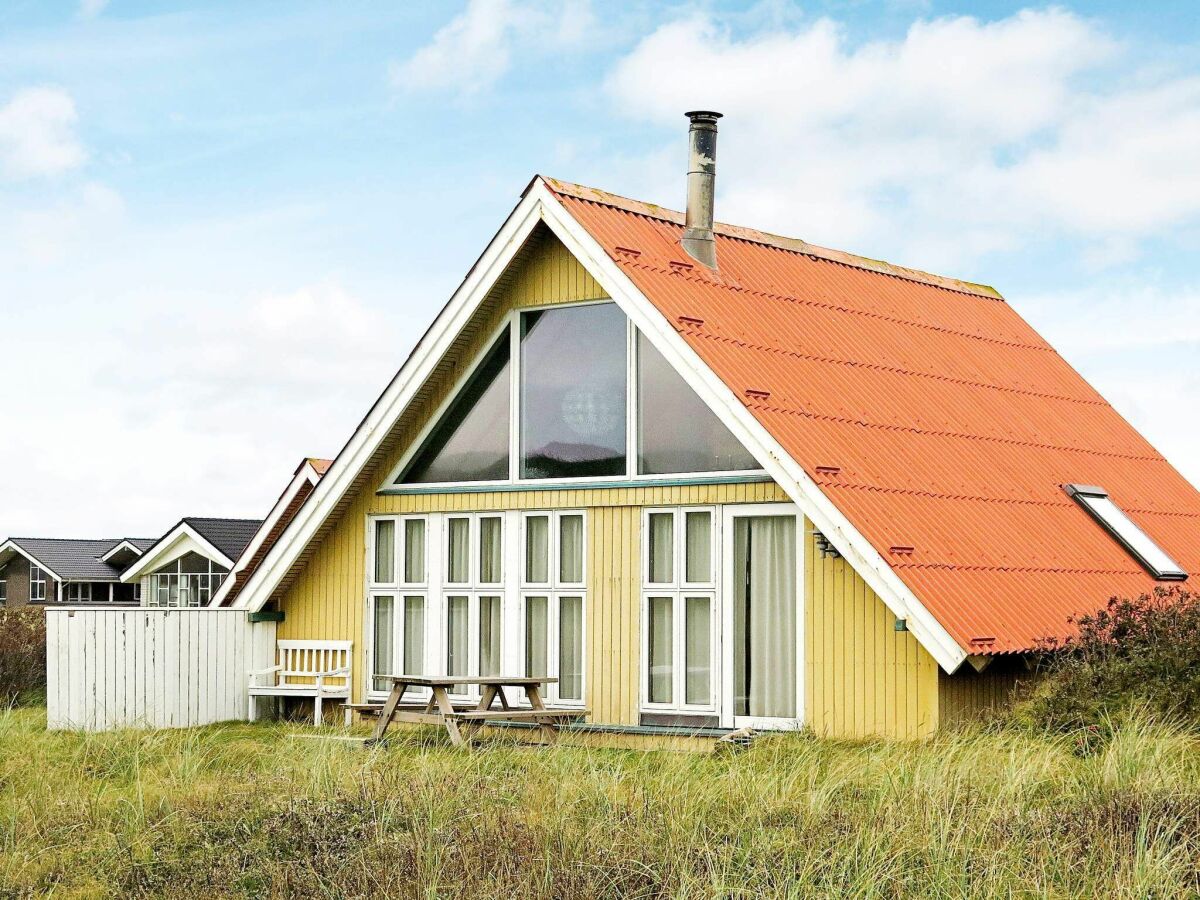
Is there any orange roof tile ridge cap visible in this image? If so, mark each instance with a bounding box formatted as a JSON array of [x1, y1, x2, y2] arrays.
[[540, 176, 1005, 302]]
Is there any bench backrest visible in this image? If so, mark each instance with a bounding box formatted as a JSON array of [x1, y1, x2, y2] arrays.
[[276, 640, 352, 689]]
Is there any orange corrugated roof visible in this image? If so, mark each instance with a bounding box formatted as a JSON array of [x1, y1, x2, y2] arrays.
[[308, 458, 333, 476], [546, 176, 1200, 655]]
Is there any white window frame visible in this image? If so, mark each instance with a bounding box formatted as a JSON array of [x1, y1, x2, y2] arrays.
[[518, 510, 587, 707], [29, 565, 46, 602], [1064, 484, 1187, 581], [366, 514, 431, 700], [441, 512, 508, 700], [145, 556, 228, 608], [640, 506, 719, 715], [65, 582, 92, 603], [381, 301, 765, 491]]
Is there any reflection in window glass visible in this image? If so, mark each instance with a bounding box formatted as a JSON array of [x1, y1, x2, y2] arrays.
[[374, 520, 395, 584], [525, 516, 549, 583], [648, 513, 673, 583], [404, 520, 425, 584], [559, 515, 584, 584], [520, 304, 627, 479], [402, 331, 511, 483], [637, 331, 759, 474], [559, 596, 584, 701]]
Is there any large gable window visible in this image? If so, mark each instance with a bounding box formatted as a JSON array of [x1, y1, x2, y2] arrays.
[[520, 303, 627, 479], [402, 329, 511, 484], [1065, 484, 1187, 581], [637, 332, 759, 475]]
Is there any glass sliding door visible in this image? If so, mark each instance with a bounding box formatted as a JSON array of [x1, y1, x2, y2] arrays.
[[722, 506, 802, 729]]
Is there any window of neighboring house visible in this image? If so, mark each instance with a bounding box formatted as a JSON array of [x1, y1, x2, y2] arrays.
[[133, 582, 141, 603], [29, 566, 46, 602], [368, 516, 428, 694], [0, 577, 6, 605], [146, 553, 229, 607], [1065, 484, 1187, 580], [520, 511, 586, 705], [642, 508, 717, 714], [66, 583, 92, 602]]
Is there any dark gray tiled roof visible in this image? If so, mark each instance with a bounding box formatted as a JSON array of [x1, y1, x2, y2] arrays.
[[183, 518, 263, 563], [2, 537, 156, 582]]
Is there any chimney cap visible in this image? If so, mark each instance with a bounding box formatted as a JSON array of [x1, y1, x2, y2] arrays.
[[685, 110, 723, 124]]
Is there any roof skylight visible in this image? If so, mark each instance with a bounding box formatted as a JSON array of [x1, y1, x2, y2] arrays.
[[1064, 484, 1187, 581]]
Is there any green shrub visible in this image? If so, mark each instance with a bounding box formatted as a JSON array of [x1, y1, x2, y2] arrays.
[[0, 606, 46, 703], [1018, 587, 1200, 733]]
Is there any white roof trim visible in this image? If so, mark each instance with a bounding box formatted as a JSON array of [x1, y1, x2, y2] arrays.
[[0, 540, 64, 582], [210, 461, 322, 607], [119, 522, 235, 582], [232, 179, 967, 672], [100, 540, 145, 564], [233, 185, 547, 612]]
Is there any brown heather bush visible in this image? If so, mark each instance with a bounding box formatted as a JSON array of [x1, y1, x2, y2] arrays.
[[1018, 587, 1200, 734], [0, 606, 46, 703]]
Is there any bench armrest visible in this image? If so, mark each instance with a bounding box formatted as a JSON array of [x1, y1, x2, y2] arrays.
[[249, 664, 283, 676]]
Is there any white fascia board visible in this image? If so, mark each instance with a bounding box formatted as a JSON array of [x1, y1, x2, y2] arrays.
[[119, 524, 235, 582], [535, 183, 968, 674], [100, 540, 144, 563], [0, 540, 64, 582], [234, 187, 548, 612], [209, 463, 321, 607]]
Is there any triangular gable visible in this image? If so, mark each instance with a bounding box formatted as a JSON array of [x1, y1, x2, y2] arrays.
[[120, 522, 235, 583], [234, 178, 968, 672]]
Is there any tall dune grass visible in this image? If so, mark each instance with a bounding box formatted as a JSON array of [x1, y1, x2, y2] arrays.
[[1, 707, 1199, 897]]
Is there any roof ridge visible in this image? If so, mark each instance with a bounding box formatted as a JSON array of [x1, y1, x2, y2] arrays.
[[541, 176, 1004, 301]]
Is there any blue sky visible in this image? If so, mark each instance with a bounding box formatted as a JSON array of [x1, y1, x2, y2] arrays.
[[1, 0, 1198, 537]]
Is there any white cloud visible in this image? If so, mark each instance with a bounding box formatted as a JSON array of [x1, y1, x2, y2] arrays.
[[390, 0, 593, 95], [78, 0, 109, 19], [0, 87, 87, 179], [8, 181, 124, 264], [603, 8, 1200, 271]]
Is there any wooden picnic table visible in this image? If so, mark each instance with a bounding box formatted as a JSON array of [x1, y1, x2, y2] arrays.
[[369, 675, 587, 747]]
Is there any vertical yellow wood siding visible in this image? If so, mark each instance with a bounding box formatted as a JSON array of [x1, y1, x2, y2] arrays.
[[276, 231, 950, 742], [805, 525, 940, 740], [938, 659, 1035, 727]]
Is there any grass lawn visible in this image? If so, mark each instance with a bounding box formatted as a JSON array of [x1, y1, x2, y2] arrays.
[[2, 706, 1200, 898]]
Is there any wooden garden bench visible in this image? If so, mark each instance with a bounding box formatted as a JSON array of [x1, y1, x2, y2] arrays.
[[248, 640, 352, 725]]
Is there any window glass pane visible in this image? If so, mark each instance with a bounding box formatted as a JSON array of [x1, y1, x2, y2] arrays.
[[647, 596, 673, 704], [637, 331, 759, 474], [559, 596, 584, 701], [648, 513, 674, 584], [479, 518, 503, 584], [520, 304, 627, 479], [447, 519, 470, 583], [685, 512, 712, 584], [446, 595, 469, 692], [525, 516, 549, 583], [1081, 495, 1186, 577], [479, 595, 502, 676], [373, 596, 395, 692], [525, 596, 548, 677], [403, 596, 425, 676], [559, 515, 584, 584], [684, 596, 711, 706], [404, 520, 425, 584], [401, 331, 511, 483], [179, 552, 210, 575], [374, 520, 396, 583]]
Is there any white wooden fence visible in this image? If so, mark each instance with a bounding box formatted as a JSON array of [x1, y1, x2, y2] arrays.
[[45, 607, 276, 731]]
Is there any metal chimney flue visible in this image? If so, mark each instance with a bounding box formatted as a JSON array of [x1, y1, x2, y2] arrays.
[[681, 110, 722, 269]]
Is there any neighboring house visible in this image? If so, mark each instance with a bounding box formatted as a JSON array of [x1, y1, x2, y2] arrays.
[[121, 518, 262, 608], [0, 537, 154, 606]]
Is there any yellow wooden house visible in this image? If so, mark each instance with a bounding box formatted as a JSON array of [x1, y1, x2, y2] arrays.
[[227, 113, 1197, 746]]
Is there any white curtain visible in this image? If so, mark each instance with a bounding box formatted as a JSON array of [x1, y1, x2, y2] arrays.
[[684, 596, 711, 705], [404, 520, 425, 584], [480, 518, 503, 584], [648, 513, 674, 583], [373, 595, 395, 691], [525, 596, 548, 676], [478, 595, 501, 675], [685, 512, 711, 583], [559, 515, 584, 583], [734, 516, 797, 719], [403, 596, 424, 675], [374, 520, 395, 583], [446, 595, 469, 686], [559, 596, 583, 700], [647, 596, 673, 703], [447, 519, 470, 583], [525, 516, 549, 583]]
